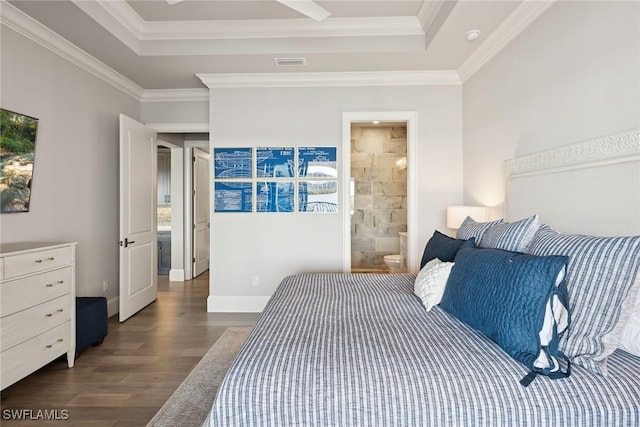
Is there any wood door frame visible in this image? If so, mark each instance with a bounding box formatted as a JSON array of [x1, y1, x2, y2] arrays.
[[341, 111, 418, 273]]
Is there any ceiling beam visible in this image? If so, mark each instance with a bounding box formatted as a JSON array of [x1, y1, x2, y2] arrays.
[[418, 0, 458, 50], [275, 0, 331, 22]]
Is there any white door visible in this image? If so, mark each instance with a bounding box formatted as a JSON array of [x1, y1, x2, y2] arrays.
[[119, 114, 158, 322], [193, 148, 210, 277]]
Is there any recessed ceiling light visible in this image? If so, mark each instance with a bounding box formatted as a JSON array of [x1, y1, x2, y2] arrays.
[[372, 121, 380, 124], [465, 30, 481, 42]]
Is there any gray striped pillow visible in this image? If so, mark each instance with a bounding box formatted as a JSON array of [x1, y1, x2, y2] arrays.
[[456, 217, 503, 242], [528, 225, 640, 375], [479, 214, 540, 252]]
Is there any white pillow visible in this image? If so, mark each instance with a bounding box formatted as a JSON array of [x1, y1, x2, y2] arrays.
[[414, 258, 455, 311], [618, 274, 640, 356]]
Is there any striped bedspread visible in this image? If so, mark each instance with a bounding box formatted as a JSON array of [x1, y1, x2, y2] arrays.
[[205, 273, 640, 426]]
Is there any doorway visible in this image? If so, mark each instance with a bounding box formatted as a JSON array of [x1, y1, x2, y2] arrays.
[[350, 122, 407, 273], [157, 146, 172, 276], [192, 147, 210, 277], [342, 112, 418, 274], [154, 136, 210, 282], [183, 140, 210, 280]]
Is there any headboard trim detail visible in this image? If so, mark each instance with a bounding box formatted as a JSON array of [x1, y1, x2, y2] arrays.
[[505, 128, 640, 177]]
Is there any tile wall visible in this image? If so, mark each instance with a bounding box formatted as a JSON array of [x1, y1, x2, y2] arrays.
[[350, 124, 407, 270]]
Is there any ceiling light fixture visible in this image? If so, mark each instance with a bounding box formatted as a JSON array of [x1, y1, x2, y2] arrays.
[[465, 30, 481, 42]]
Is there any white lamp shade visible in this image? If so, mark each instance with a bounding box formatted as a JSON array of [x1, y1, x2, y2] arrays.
[[447, 206, 488, 229]]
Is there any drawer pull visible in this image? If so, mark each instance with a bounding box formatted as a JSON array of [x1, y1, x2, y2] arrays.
[[45, 280, 64, 288], [35, 257, 55, 263], [44, 338, 64, 349], [45, 309, 64, 317]]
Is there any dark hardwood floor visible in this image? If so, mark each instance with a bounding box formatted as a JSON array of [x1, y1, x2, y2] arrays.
[[1, 272, 259, 426]]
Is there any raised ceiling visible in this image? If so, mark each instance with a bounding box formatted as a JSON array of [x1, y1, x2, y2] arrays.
[[4, 0, 543, 90]]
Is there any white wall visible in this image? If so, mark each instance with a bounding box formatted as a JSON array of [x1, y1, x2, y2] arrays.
[[141, 100, 208, 127], [208, 85, 463, 311], [463, 1, 640, 220], [0, 27, 140, 312]]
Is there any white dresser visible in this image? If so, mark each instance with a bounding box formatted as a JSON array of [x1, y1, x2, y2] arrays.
[[0, 242, 77, 390]]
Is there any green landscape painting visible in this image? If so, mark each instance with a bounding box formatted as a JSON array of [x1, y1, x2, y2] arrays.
[[1, 109, 39, 213]]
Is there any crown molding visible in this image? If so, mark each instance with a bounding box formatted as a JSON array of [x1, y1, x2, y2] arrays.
[[72, 0, 422, 56], [505, 128, 640, 177], [1, 1, 144, 100], [197, 70, 460, 89], [71, 0, 142, 54], [142, 16, 423, 40], [2, 0, 554, 102], [141, 89, 209, 103], [457, 0, 556, 82]]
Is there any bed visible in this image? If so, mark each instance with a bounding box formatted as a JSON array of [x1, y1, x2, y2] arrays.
[[205, 129, 640, 426]]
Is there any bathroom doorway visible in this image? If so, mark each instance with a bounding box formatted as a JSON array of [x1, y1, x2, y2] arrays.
[[350, 122, 407, 273], [340, 111, 422, 273]]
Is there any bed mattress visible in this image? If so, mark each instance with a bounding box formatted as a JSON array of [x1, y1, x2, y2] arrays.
[[205, 273, 640, 426]]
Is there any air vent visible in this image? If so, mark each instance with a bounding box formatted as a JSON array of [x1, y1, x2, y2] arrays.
[[274, 57, 306, 67]]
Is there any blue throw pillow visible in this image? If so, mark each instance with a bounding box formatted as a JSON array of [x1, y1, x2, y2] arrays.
[[440, 247, 570, 385], [420, 231, 475, 268]]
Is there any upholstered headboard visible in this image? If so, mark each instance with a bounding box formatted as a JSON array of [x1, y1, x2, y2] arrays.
[[505, 129, 640, 237]]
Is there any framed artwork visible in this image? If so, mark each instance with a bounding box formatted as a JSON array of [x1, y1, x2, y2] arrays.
[[214, 181, 252, 213], [212, 146, 338, 214], [298, 181, 338, 213], [298, 147, 337, 178], [1, 109, 39, 213], [214, 148, 253, 179], [256, 147, 294, 178], [256, 181, 295, 213]]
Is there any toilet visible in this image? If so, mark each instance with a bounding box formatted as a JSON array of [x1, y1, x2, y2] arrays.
[[384, 254, 403, 272], [384, 232, 408, 273]]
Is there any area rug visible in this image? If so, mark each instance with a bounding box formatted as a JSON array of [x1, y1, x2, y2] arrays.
[[147, 326, 252, 427]]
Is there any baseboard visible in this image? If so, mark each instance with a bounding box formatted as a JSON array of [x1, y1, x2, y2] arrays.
[[207, 295, 270, 313], [107, 296, 119, 318], [111, 289, 263, 316], [169, 269, 185, 282]]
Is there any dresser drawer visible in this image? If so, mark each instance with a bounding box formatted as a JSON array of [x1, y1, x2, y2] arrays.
[[2, 246, 72, 280], [1, 267, 72, 317], [1, 295, 71, 351], [1, 322, 70, 390]]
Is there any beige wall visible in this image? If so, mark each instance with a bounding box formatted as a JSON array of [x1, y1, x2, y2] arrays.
[[462, 1, 640, 221], [0, 27, 140, 306], [208, 85, 463, 311]]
